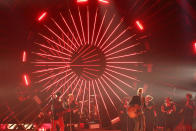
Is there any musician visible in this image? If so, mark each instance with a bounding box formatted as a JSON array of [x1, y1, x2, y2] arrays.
[[120, 97, 129, 131], [89, 97, 99, 122], [144, 95, 156, 131], [183, 93, 195, 131], [128, 88, 146, 131], [51, 92, 65, 131], [64, 94, 79, 126], [161, 97, 176, 131]]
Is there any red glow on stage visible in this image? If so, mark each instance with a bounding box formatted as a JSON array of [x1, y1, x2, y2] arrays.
[[77, 0, 88, 3], [23, 74, 30, 86], [22, 51, 27, 62], [98, 0, 109, 4], [38, 12, 47, 21], [135, 20, 144, 31]]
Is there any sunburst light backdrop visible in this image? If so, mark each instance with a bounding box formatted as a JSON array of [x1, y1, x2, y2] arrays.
[[30, 6, 148, 123]]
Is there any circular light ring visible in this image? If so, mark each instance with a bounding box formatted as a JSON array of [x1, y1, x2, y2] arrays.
[[31, 7, 148, 123]]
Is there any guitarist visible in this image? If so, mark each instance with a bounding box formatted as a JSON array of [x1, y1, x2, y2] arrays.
[[128, 88, 146, 131], [51, 92, 65, 131], [64, 93, 79, 128]]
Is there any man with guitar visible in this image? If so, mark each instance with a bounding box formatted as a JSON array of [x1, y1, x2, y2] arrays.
[[51, 92, 65, 131], [127, 88, 146, 131]]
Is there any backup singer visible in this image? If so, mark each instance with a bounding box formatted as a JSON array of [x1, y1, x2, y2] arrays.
[[144, 95, 157, 131], [161, 97, 176, 131], [51, 92, 65, 131]]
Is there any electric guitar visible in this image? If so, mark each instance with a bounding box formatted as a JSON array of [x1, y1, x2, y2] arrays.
[[127, 104, 142, 118]]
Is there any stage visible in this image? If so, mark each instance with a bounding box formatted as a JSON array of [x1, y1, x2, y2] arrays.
[[0, 0, 196, 131]]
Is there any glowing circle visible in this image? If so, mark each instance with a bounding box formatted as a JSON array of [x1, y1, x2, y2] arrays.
[[70, 45, 105, 80]]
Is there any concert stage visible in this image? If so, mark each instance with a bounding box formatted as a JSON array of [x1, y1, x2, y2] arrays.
[[1, 0, 196, 131]]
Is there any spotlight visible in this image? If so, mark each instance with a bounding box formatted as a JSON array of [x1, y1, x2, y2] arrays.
[[23, 74, 30, 86], [38, 12, 47, 21], [135, 20, 144, 31], [193, 42, 196, 54], [22, 51, 27, 62], [98, 0, 109, 4], [77, 0, 88, 3]]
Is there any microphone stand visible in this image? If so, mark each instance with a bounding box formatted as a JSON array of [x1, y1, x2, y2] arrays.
[[69, 100, 72, 131], [51, 95, 55, 131]]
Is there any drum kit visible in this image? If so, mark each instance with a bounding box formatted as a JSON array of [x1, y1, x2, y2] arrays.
[[60, 94, 99, 124], [77, 95, 99, 123], [46, 94, 99, 124]]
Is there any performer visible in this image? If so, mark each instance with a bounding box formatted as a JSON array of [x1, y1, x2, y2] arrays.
[[64, 93, 79, 129], [120, 97, 129, 131], [128, 88, 146, 131], [92, 104, 99, 122], [183, 93, 195, 131], [89, 97, 99, 122], [51, 92, 65, 131], [144, 95, 157, 131], [161, 97, 176, 131]]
